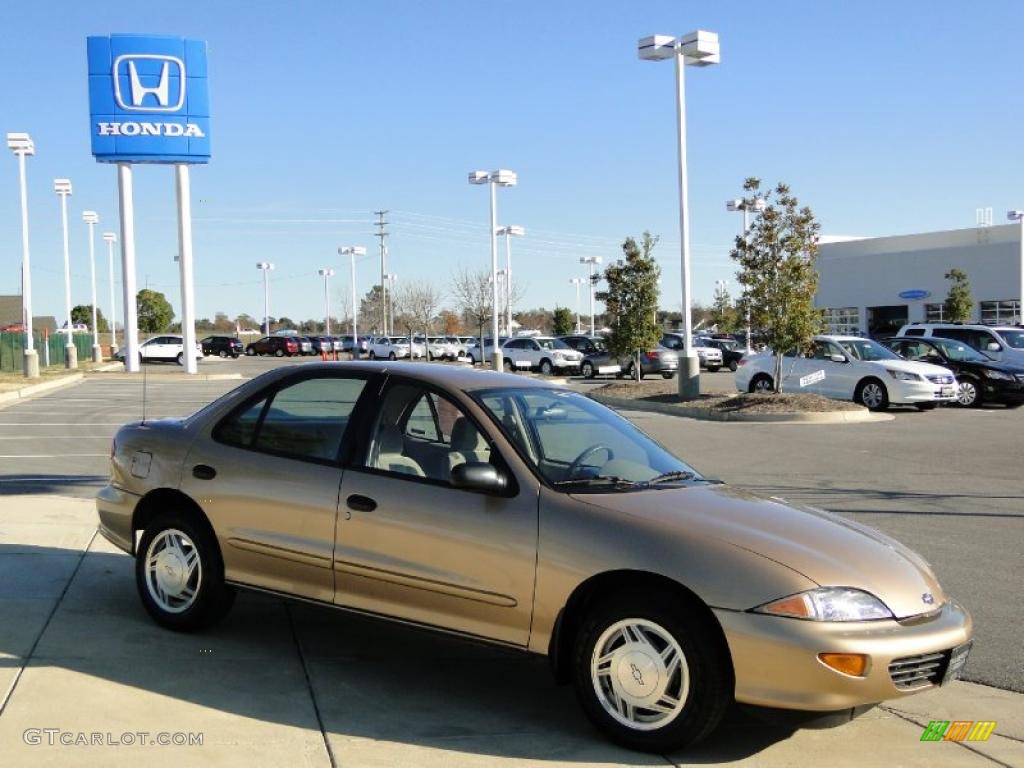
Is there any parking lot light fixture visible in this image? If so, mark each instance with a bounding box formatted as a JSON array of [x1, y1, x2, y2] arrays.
[[497, 225, 525, 337], [8, 132, 38, 378], [103, 232, 118, 354], [318, 268, 335, 336], [639, 30, 720, 399], [579, 256, 603, 336], [82, 211, 102, 362], [256, 262, 274, 335], [53, 179, 78, 369], [469, 169, 517, 370], [1008, 210, 1024, 325], [339, 246, 367, 358], [569, 277, 585, 334]]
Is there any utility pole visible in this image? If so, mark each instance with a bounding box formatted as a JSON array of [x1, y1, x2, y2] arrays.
[[374, 210, 389, 334]]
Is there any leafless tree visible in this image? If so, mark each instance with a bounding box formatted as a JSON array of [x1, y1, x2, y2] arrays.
[[393, 282, 444, 358], [451, 266, 493, 344]]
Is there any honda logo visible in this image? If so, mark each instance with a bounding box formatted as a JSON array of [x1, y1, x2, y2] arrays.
[[113, 54, 186, 112]]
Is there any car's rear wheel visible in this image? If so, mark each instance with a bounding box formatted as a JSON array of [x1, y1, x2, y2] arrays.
[[388, 352, 397, 361], [135, 513, 235, 632], [856, 378, 889, 411], [749, 374, 773, 393], [582, 361, 595, 379], [218, 350, 228, 358], [245, 347, 255, 356], [627, 362, 645, 380], [175, 352, 184, 366], [956, 377, 982, 407], [706, 365, 721, 373], [275, 349, 284, 357], [728, 360, 738, 372], [661, 372, 675, 379], [572, 592, 731, 752]]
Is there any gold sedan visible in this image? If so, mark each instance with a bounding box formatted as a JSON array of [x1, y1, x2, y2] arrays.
[[96, 362, 972, 752]]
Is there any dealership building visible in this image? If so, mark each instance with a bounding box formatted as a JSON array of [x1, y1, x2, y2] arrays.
[[816, 222, 1023, 337]]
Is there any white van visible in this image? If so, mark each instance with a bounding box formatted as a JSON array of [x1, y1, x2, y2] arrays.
[[896, 323, 1024, 366]]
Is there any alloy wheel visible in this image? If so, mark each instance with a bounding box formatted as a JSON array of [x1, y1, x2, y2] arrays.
[[957, 380, 978, 406], [144, 529, 202, 614], [861, 382, 884, 408]]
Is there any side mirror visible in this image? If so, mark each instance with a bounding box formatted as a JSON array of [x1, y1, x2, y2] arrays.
[[829, 354, 848, 363], [987, 342, 1001, 352], [451, 462, 507, 493]]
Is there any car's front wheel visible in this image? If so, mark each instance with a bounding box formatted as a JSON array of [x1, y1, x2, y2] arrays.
[[175, 352, 184, 366], [956, 377, 982, 408], [572, 592, 732, 752], [540, 359, 554, 376], [749, 373, 773, 393], [856, 378, 889, 411], [275, 349, 285, 357], [218, 350, 228, 358], [728, 360, 738, 372], [581, 361, 595, 379], [135, 513, 235, 632]]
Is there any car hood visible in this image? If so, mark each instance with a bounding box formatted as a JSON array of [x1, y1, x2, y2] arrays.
[[576, 483, 944, 618], [868, 358, 952, 377]]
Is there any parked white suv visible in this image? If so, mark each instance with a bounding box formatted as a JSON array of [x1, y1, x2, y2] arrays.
[[896, 323, 1024, 367], [661, 333, 724, 371], [501, 336, 583, 374], [137, 335, 203, 365], [416, 336, 458, 360], [735, 335, 957, 410], [368, 336, 423, 360]]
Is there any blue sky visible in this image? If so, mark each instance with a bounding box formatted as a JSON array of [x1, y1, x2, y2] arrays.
[[2, 1, 1023, 326]]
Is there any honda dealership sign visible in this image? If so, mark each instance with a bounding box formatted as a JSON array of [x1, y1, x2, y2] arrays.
[[87, 34, 210, 163]]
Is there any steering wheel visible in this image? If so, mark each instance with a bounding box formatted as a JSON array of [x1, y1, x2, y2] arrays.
[[566, 444, 615, 479]]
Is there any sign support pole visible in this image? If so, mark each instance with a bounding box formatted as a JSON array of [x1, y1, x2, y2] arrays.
[[175, 164, 197, 374], [117, 162, 140, 372]]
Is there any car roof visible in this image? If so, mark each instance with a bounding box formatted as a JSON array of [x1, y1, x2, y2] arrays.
[[256, 361, 555, 392], [815, 334, 870, 341]]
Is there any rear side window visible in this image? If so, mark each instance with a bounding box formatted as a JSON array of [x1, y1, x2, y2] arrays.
[[903, 328, 924, 337], [216, 377, 366, 463]]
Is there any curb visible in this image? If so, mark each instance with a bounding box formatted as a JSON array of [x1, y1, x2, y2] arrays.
[[588, 393, 895, 424], [0, 373, 85, 406]]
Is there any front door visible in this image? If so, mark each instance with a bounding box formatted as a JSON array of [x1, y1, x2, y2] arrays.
[[335, 380, 538, 645], [181, 372, 371, 602]]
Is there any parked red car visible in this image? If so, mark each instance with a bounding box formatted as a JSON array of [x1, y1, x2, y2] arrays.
[[244, 336, 299, 357]]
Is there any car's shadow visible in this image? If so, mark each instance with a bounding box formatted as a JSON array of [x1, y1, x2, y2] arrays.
[[0, 542, 824, 763]]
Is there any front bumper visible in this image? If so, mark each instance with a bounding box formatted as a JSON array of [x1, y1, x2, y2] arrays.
[[96, 483, 140, 555], [715, 600, 972, 711], [890, 378, 958, 404], [984, 377, 1024, 403]]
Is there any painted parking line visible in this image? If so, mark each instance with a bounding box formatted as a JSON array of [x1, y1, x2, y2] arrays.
[[0, 436, 111, 440], [0, 454, 109, 458], [0, 423, 126, 426]]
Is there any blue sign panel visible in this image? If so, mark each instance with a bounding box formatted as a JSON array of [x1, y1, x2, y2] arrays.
[[898, 289, 931, 300], [87, 34, 210, 163]]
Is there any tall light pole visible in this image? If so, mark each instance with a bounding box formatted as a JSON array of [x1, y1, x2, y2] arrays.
[[8, 133, 38, 378], [639, 30, 720, 399], [727, 197, 765, 352], [1008, 211, 1024, 325], [385, 274, 398, 334], [54, 179, 77, 369], [318, 268, 335, 336], [339, 246, 367, 358], [103, 232, 118, 354], [569, 277, 584, 334], [496, 225, 524, 336], [82, 211, 101, 362], [256, 262, 274, 335], [579, 256, 603, 336], [469, 169, 517, 370]]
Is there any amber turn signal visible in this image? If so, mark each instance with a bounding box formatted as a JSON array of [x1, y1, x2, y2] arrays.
[[818, 653, 868, 677]]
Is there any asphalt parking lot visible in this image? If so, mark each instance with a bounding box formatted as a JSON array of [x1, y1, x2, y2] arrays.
[[0, 358, 1021, 766]]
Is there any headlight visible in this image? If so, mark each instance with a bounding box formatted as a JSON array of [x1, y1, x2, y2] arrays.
[[886, 369, 921, 381], [984, 369, 1014, 381], [753, 587, 893, 621]]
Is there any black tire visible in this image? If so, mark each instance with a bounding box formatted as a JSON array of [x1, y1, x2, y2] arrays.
[[915, 402, 938, 411], [503, 358, 514, 372], [540, 359, 554, 376], [748, 373, 773, 394], [218, 350, 228, 358], [956, 377, 982, 408], [706, 366, 721, 373], [661, 372, 675, 379], [728, 360, 738, 372], [135, 512, 236, 632], [245, 347, 255, 356], [368, 351, 376, 360], [582, 361, 595, 379], [231, 353, 239, 359], [388, 352, 397, 361], [571, 590, 732, 752], [855, 378, 889, 411], [627, 361, 645, 380], [274, 349, 284, 357], [175, 352, 184, 366]]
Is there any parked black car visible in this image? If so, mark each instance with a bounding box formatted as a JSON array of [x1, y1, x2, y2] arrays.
[[200, 335, 242, 358], [696, 335, 745, 372], [882, 336, 1024, 408]]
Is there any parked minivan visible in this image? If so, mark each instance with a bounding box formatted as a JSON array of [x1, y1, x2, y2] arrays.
[[896, 323, 1024, 366]]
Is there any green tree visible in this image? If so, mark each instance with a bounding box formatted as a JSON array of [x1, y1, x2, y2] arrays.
[[359, 285, 386, 334], [943, 268, 973, 322], [710, 284, 737, 333], [136, 290, 174, 333], [596, 232, 662, 381], [70, 304, 109, 333], [732, 178, 821, 393], [552, 306, 574, 336]]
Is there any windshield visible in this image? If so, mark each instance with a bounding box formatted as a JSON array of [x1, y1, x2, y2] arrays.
[[1001, 330, 1024, 349], [837, 338, 901, 361], [388, 336, 408, 344], [474, 388, 701, 491], [931, 339, 988, 362]]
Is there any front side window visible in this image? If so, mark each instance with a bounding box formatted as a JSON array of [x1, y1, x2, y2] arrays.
[[215, 376, 366, 462], [930, 338, 986, 362], [475, 388, 699, 491], [1000, 330, 1024, 349], [837, 338, 901, 362]]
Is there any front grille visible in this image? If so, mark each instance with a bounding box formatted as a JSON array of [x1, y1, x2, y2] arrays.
[[927, 374, 955, 385], [889, 650, 949, 690]]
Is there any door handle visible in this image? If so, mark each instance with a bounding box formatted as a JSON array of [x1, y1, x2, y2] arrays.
[[346, 494, 377, 513], [192, 464, 217, 480]]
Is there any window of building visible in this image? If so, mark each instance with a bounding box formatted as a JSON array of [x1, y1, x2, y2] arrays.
[[823, 307, 860, 335], [979, 300, 1021, 325], [924, 303, 946, 322]]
